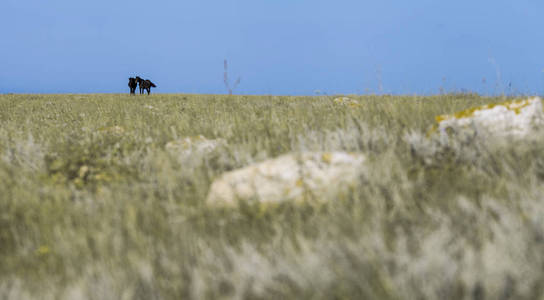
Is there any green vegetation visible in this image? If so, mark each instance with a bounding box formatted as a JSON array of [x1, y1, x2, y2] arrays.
[[1, 93, 543, 299]]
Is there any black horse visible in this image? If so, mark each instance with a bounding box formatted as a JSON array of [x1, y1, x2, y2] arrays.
[[128, 77, 138, 95], [135, 76, 157, 95]]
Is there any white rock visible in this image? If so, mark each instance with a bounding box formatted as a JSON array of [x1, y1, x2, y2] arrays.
[[333, 97, 360, 107], [165, 135, 226, 158], [206, 152, 366, 205], [434, 97, 543, 138]]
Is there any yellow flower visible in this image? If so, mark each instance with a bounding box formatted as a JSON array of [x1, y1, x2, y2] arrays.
[[36, 245, 50, 255], [321, 152, 332, 163]]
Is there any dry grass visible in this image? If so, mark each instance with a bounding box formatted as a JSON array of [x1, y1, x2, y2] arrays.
[[0, 93, 543, 299]]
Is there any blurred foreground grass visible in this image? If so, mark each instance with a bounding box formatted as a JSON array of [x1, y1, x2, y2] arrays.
[[0, 93, 543, 299]]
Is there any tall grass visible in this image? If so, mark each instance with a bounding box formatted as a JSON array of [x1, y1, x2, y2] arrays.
[[0, 93, 543, 299]]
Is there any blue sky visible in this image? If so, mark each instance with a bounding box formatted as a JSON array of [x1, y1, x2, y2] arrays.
[[1, 0, 543, 95]]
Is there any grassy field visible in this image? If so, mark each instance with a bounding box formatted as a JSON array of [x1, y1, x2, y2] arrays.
[[1, 93, 543, 299]]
